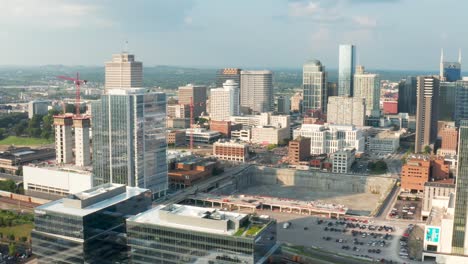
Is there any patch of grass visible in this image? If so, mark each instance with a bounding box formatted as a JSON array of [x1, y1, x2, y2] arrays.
[[0, 223, 33, 241], [0, 136, 53, 146], [245, 225, 263, 236], [408, 225, 424, 260], [234, 227, 245, 236]]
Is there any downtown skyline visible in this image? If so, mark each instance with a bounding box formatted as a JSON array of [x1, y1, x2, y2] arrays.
[[0, 0, 466, 70]]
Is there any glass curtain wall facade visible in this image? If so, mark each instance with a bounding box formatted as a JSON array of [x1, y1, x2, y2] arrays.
[[92, 90, 167, 197], [126, 220, 277, 264], [338, 44, 356, 96], [398, 76, 417, 115], [451, 120, 468, 254], [32, 187, 152, 263], [455, 80, 468, 127], [302, 60, 327, 114], [439, 82, 456, 121]]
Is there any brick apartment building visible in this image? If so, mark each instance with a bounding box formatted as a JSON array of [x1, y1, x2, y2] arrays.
[[213, 140, 249, 162], [288, 137, 311, 164]]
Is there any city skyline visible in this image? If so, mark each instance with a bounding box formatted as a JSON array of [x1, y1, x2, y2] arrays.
[[0, 0, 467, 70]]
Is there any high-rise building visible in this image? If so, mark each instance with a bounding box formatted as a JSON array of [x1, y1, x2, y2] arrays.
[[440, 48, 462, 82], [105, 53, 143, 91], [290, 92, 303, 113], [327, 96, 366, 126], [327, 82, 338, 98], [73, 117, 91, 167], [209, 80, 239, 121], [240, 70, 273, 113], [415, 76, 440, 153], [439, 82, 457, 121], [451, 120, 468, 254], [178, 84, 207, 117], [216, 68, 241, 87], [276, 95, 291, 114], [398, 76, 417, 115], [455, 80, 468, 126], [32, 183, 152, 264], [303, 59, 327, 114], [54, 115, 73, 164], [92, 88, 167, 198], [332, 148, 356, 174], [338, 44, 356, 96], [353, 65, 381, 117]]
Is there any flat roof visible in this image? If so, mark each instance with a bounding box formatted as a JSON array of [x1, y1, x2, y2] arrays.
[[128, 204, 248, 235], [35, 185, 148, 217]]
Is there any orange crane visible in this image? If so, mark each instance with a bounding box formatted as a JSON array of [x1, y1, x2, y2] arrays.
[[57, 73, 87, 116]]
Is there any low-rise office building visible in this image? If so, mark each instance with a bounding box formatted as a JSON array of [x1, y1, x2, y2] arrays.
[[368, 130, 400, 154], [231, 129, 252, 142], [167, 130, 186, 146], [331, 148, 356, 174], [401, 156, 431, 192], [0, 147, 55, 174], [251, 126, 290, 145], [213, 140, 249, 162], [288, 137, 311, 164], [185, 128, 221, 144], [32, 184, 152, 264], [168, 160, 216, 189], [126, 204, 278, 264], [23, 164, 93, 200]]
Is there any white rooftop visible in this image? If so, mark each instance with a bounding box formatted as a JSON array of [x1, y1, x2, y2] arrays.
[[128, 204, 248, 235], [35, 184, 148, 217]]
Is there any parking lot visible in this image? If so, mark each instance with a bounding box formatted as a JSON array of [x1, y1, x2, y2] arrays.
[[389, 199, 422, 221], [248, 211, 427, 264]]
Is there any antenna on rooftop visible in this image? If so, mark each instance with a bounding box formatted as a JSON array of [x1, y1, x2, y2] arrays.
[[123, 40, 129, 53]]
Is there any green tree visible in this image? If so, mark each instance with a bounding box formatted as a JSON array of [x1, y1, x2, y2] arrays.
[[13, 120, 28, 136], [20, 236, 27, 243], [8, 242, 15, 256], [266, 144, 277, 151], [8, 234, 15, 241], [0, 179, 16, 192], [0, 128, 6, 140], [375, 160, 388, 171], [423, 145, 432, 154]]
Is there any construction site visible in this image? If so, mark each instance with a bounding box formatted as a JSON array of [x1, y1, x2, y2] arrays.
[[182, 166, 396, 217]]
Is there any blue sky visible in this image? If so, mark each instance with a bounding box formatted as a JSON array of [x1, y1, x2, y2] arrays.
[[0, 0, 466, 70]]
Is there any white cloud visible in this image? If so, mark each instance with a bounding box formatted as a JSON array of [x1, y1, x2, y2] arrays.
[[0, 0, 112, 29], [352, 16, 377, 28], [184, 16, 193, 25], [288, 1, 321, 17]]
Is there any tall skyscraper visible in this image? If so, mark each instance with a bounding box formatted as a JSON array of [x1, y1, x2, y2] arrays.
[[178, 84, 207, 117], [439, 82, 457, 121], [338, 44, 356, 96], [209, 80, 240, 121], [240, 70, 273, 113], [290, 92, 303, 113], [105, 53, 143, 91], [398, 76, 417, 115], [92, 88, 167, 198], [302, 59, 327, 114], [415, 76, 440, 153], [451, 120, 468, 254], [327, 96, 366, 126], [455, 80, 468, 126], [440, 48, 462, 82], [353, 65, 381, 117], [216, 68, 242, 87], [276, 95, 291, 114]]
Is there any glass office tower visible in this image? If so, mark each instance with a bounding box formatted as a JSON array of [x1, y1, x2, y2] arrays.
[[302, 59, 327, 114], [438, 82, 456, 121], [92, 88, 167, 198], [32, 184, 152, 264], [338, 44, 356, 96], [454, 80, 468, 127], [452, 121, 468, 254], [398, 76, 417, 115]]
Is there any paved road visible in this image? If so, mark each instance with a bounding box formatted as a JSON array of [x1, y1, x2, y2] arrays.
[[375, 185, 400, 220]]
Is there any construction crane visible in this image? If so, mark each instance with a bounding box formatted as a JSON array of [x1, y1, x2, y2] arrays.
[[57, 73, 87, 116]]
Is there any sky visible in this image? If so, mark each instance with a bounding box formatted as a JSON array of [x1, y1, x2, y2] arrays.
[[0, 0, 466, 70]]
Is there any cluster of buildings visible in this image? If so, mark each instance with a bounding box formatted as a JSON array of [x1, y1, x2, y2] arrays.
[[32, 183, 278, 263]]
